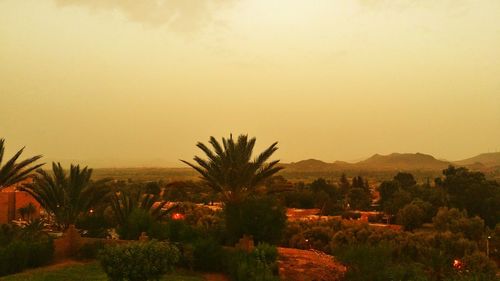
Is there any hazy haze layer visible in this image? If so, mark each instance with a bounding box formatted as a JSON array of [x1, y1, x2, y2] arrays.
[[1, 0, 499, 167]]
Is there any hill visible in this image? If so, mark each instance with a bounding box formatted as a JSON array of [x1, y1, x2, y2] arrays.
[[284, 153, 450, 172], [454, 152, 500, 168], [356, 153, 450, 171]]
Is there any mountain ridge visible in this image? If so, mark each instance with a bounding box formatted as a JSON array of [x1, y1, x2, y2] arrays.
[[282, 152, 499, 172]]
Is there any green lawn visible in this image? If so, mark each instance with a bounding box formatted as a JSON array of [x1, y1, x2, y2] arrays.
[[0, 262, 204, 281]]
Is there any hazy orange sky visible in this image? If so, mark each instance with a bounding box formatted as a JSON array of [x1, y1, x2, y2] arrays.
[[1, 0, 499, 167]]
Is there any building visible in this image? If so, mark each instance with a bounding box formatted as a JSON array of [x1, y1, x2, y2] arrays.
[[0, 181, 41, 224]]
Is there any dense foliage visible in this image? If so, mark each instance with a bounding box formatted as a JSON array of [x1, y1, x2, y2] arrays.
[[226, 244, 280, 281], [99, 240, 180, 281], [0, 223, 54, 276], [379, 168, 500, 228], [224, 196, 286, 244], [282, 218, 497, 281]]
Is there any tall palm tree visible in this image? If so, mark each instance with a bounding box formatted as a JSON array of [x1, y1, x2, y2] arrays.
[[0, 138, 44, 190], [181, 134, 283, 203], [21, 163, 111, 230]]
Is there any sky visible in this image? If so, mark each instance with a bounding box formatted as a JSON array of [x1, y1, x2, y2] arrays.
[[1, 0, 499, 167]]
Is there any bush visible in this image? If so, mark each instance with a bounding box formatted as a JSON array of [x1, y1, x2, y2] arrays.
[[226, 244, 279, 281], [0, 227, 54, 277], [192, 237, 226, 272], [164, 219, 201, 243], [0, 241, 29, 275], [461, 252, 498, 280], [25, 237, 54, 268], [117, 208, 155, 240], [99, 240, 180, 281], [224, 196, 286, 245]]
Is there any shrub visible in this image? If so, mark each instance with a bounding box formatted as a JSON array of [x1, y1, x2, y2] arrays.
[[117, 208, 155, 240], [461, 252, 497, 279], [0, 241, 29, 275], [0, 227, 54, 277], [226, 244, 279, 281], [192, 237, 226, 272], [224, 196, 286, 245], [335, 243, 395, 281], [25, 237, 54, 268], [99, 240, 180, 281], [164, 219, 201, 243]]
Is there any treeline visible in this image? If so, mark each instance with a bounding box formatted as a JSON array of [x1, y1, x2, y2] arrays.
[[380, 166, 500, 229]]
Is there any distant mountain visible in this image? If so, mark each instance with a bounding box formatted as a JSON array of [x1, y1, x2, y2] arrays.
[[284, 153, 451, 172], [356, 153, 450, 171], [283, 159, 331, 171], [454, 152, 500, 168]]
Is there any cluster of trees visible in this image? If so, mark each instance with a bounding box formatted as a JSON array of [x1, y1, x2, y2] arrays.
[[379, 168, 500, 230], [283, 218, 497, 280], [275, 174, 372, 215]]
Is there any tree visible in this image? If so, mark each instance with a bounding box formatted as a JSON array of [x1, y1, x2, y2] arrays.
[[347, 188, 371, 210], [0, 139, 43, 190], [339, 173, 350, 195], [384, 190, 412, 215], [182, 134, 283, 203], [397, 202, 425, 231], [110, 190, 176, 227], [437, 166, 500, 227], [21, 163, 111, 230], [378, 180, 399, 208], [432, 207, 485, 241], [224, 195, 286, 244], [393, 172, 416, 189]]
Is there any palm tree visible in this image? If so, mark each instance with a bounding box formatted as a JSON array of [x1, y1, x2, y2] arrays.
[[181, 134, 283, 203], [110, 190, 178, 239], [110, 190, 177, 226], [0, 138, 44, 190], [21, 163, 111, 230]]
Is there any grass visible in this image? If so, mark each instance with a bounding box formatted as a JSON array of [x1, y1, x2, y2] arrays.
[[0, 262, 204, 281]]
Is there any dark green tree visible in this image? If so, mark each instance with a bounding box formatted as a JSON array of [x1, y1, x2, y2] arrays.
[[437, 166, 500, 227], [348, 188, 371, 210], [339, 173, 350, 195], [396, 202, 425, 231], [393, 172, 416, 189]]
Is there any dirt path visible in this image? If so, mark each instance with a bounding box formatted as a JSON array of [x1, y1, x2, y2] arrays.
[[278, 247, 346, 281]]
